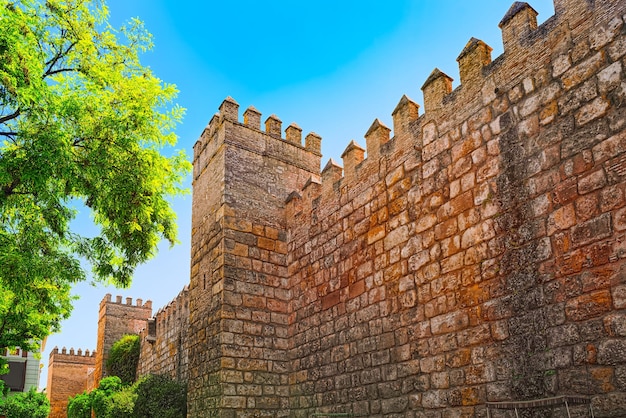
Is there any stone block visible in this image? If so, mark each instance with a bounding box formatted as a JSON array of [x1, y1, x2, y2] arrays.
[[565, 290, 612, 321]]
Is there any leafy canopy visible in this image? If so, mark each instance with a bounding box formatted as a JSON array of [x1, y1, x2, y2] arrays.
[[67, 374, 186, 418], [0, 0, 191, 354], [106, 334, 140, 385], [0, 387, 51, 418]]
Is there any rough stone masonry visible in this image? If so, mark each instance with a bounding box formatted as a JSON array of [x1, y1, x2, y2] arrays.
[[187, 0, 626, 416], [48, 0, 626, 417]]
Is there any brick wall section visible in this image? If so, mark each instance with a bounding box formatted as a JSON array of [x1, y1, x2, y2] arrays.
[[94, 294, 152, 383], [188, 98, 321, 417], [138, 286, 190, 381], [46, 347, 96, 418], [284, 1, 626, 417]]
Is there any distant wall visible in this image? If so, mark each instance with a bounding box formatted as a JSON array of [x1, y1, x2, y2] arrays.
[[46, 289, 190, 418], [138, 286, 190, 381], [94, 294, 152, 382], [46, 347, 96, 418]]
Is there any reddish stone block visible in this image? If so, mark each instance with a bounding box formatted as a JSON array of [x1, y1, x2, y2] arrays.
[[321, 290, 341, 310], [435, 218, 458, 240], [553, 177, 579, 205], [349, 280, 366, 299], [257, 237, 276, 251], [267, 298, 288, 313], [565, 290, 612, 321], [575, 193, 600, 221], [440, 236, 461, 258], [547, 204, 577, 235], [571, 213, 612, 247], [579, 169, 607, 195], [451, 131, 483, 163]]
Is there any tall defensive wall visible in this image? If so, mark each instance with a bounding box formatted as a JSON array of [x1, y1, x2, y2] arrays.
[[188, 96, 322, 416], [188, 0, 626, 416]]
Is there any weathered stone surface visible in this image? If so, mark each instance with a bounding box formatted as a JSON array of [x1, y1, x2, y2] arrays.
[[49, 2, 626, 417]]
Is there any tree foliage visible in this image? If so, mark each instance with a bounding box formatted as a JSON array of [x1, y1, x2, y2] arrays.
[[0, 387, 50, 418], [67, 374, 185, 418], [67, 391, 92, 418], [0, 0, 190, 353], [132, 374, 187, 418], [106, 334, 140, 385]]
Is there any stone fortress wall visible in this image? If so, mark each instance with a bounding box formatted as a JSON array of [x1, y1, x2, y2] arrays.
[[186, 0, 626, 416], [137, 285, 190, 381], [47, 0, 626, 416], [94, 295, 152, 382]]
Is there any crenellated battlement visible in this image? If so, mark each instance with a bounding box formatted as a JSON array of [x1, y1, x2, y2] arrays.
[[50, 346, 96, 358], [192, 97, 323, 185], [100, 293, 152, 310], [286, 0, 625, 219], [152, 285, 189, 333]]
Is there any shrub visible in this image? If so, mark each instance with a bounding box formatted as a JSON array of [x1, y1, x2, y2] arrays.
[[91, 376, 123, 417], [107, 388, 137, 416], [67, 373, 186, 418], [106, 334, 140, 385], [0, 387, 50, 418], [67, 391, 92, 418], [69, 376, 135, 418], [133, 374, 187, 418]]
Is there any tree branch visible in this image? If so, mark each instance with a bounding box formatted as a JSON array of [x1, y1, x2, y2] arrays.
[[45, 67, 78, 76], [44, 40, 78, 78], [0, 109, 20, 124]]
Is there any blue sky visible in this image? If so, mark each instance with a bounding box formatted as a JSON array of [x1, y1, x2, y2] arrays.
[[40, 0, 556, 388]]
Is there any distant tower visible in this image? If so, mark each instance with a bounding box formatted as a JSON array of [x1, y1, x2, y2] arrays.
[[187, 98, 321, 416], [47, 347, 96, 418], [94, 294, 152, 382]]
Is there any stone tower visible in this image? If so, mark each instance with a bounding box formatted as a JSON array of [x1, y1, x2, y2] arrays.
[[94, 294, 152, 382], [187, 98, 321, 416], [47, 347, 96, 418]]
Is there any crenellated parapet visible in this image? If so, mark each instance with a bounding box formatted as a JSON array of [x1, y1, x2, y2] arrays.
[[100, 293, 152, 310], [286, 0, 623, 216], [49, 346, 96, 359], [151, 285, 189, 339], [192, 97, 322, 184]]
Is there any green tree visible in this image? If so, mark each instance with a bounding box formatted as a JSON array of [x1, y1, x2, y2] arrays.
[[132, 374, 186, 418], [67, 391, 92, 418], [68, 376, 137, 418], [0, 387, 50, 418], [106, 334, 140, 385], [0, 0, 190, 355]]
